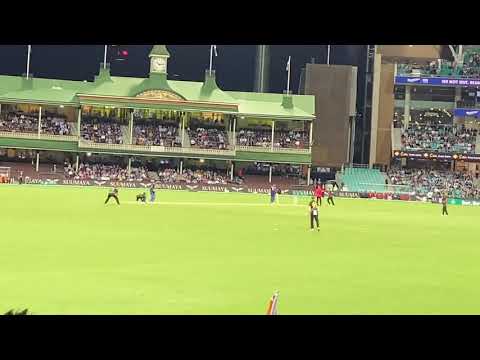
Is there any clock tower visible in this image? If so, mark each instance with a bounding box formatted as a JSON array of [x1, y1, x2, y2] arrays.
[[149, 45, 170, 75]]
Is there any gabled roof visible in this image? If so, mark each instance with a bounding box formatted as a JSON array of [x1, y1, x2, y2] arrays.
[[0, 75, 92, 105], [0, 70, 315, 119], [150, 45, 170, 57], [227, 91, 315, 118]]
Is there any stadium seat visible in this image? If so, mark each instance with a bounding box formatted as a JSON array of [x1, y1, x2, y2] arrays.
[[340, 168, 388, 193]]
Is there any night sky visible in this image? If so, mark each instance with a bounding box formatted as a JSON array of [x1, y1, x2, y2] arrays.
[[0, 45, 366, 100]]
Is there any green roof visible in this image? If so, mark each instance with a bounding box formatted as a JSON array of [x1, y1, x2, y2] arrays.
[[150, 45, 170, 57], [0, 75, 92, 105], [0, 68, 315, 119], [228, 91, 315, 117]]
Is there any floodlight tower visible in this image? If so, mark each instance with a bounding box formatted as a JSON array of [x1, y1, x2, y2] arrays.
[[254, 45, 270, 93]]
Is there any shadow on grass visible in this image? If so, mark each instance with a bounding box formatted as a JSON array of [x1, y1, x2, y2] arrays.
[[4, 309, 29, 315]]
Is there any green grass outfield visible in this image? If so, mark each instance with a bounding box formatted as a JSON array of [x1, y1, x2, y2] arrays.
[[1, 184, 479, 315]]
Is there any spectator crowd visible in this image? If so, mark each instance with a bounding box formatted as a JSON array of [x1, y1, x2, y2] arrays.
[[157, 168, 229, 185], [188, 127, 228, 150], [63, 161, 233, 185], [0, 112, 38, 133], [41, 115, 72, 136], [401, 124, 477, 154], [462, 52, 480, 77], [236, 128, 308, 149], [398, 51, 480, 78], [237, 127, 271, 147], [387, 167, 480, 199], [81, 116, 124, 144], [133, 119, 181, 147], [0, 111, 72, 135], [274, 130, 308, 149], [64, 162, 149, 182]]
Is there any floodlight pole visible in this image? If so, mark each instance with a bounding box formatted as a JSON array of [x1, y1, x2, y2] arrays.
[[104, 45, 108, 69], [209, 45, 214, 74], [26, 45, 31, 79]]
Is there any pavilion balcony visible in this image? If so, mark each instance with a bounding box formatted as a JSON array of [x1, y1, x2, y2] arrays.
[[78, 140, 236, 156], [236, 145, 311, 154], [0, 131, 77, 142]]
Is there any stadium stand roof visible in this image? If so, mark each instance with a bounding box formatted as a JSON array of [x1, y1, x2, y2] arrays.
[[0, 46, 315, 120]]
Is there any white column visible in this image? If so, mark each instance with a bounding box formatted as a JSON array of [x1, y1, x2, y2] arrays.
[[269, 164, 272, 183], [35, 152, 39, 172], [309, 121, 313, 149], [230, 162, 234, 181], [404, 85, 411, 129], [75, 155, 79, 172], [181, 114, 185, 147], [37, 106, 42, 139], [307, 166, 311, 186], [77, 108, 82, 137], [271, 120, 275, 151], [128, 157, 132, 175], [180, 160, 183, 174], [232, 116, 236, 150], [129, 111, 134, 145]]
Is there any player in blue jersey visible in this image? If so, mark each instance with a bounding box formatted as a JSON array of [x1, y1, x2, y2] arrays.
[[150, 183, 156, 203], [270, 184, 278, 204]]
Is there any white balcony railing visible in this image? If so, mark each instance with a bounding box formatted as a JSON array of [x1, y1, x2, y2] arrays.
[[0, 132, 310, 157], [164, 146, 236, 156], [0, 131, 77, 142], [0, 131, 38, 139], [78, 141, 153, 152], [236, 145, 311, 154], [39, 134, 78, 141], [78, 141, 237, 156]]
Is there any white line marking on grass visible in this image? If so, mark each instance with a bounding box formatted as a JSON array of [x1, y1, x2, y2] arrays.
[[122, 201, 305, 207]]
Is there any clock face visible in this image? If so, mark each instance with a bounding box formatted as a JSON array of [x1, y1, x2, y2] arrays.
[[151, 57, 166, 73]]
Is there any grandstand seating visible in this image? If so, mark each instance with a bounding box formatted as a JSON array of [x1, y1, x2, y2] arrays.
[[401, 124, 477, 154], [340, 167, 388, 192], [397, 49, 480, 78]]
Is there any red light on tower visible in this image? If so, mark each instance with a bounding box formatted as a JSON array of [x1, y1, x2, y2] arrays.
[[112, 45, 129, 61]]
